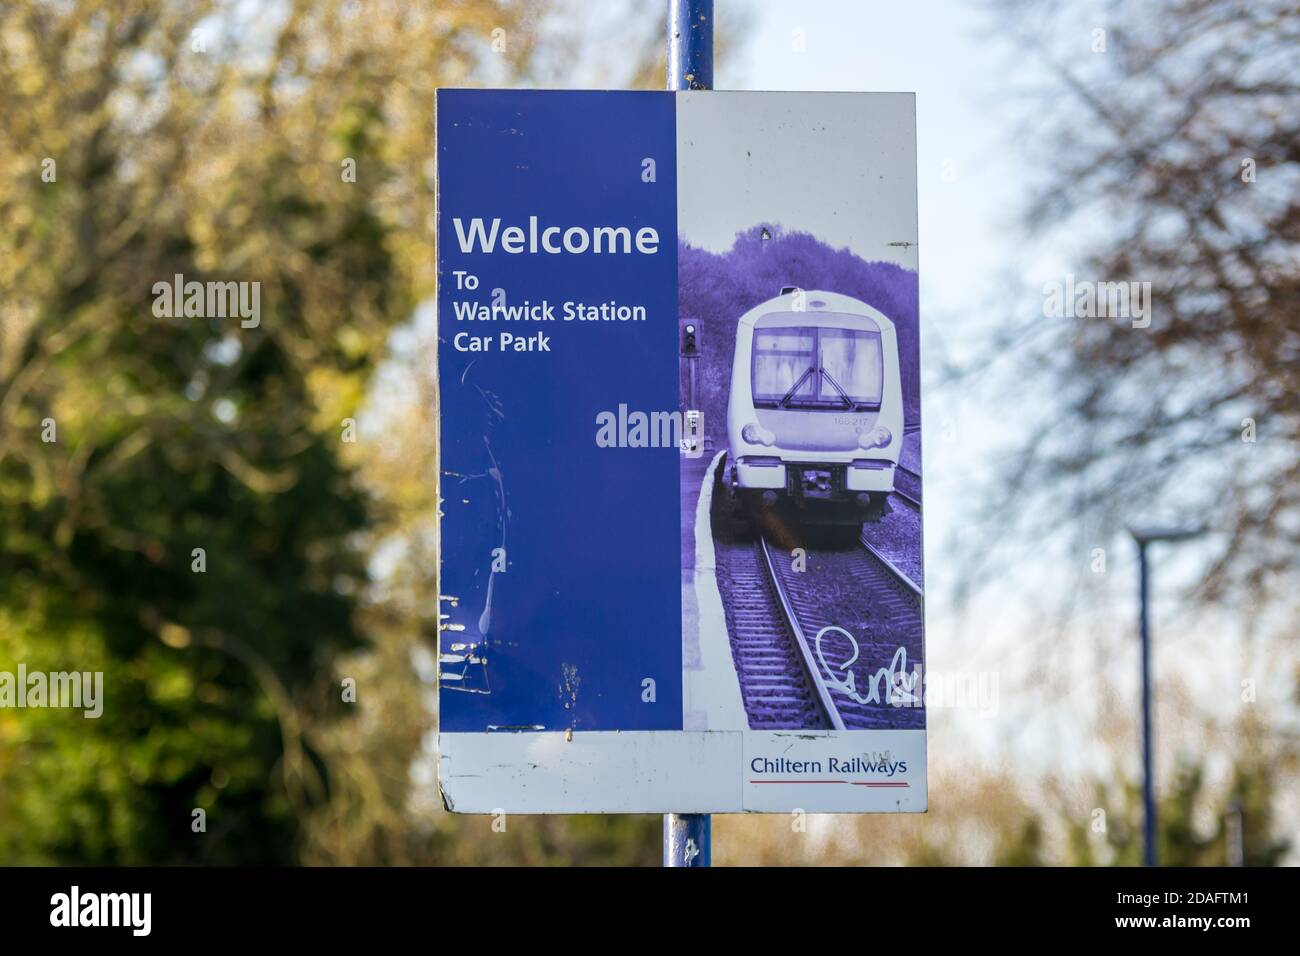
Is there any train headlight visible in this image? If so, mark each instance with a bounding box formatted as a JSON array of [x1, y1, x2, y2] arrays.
[[858, 425, 892, 449], [742, 422, 776, 447]]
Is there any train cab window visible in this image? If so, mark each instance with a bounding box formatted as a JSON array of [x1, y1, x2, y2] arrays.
[[752, 325, 883, 409], [752, 328, 817, 403], [819, 328, 883, 407]]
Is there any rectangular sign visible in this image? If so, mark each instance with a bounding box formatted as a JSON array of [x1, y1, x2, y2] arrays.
[[437, 90, 924, 813]]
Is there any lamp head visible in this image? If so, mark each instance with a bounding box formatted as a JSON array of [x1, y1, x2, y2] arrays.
[[1128, 524, 1208, 545]]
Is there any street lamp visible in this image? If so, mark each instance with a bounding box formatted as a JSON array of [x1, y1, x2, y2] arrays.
[[1127, 524, 1207, 867], [664, 0, 713, 869]]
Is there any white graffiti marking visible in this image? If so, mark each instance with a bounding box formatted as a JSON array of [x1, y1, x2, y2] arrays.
[[813, 626, 921, 707]]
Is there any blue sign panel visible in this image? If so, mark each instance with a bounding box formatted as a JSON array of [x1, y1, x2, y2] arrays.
[[438, 91, 682, 733], [438, 90, 926, 814]]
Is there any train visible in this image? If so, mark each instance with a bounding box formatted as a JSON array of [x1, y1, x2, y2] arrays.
[[724, 288, 903, 525]]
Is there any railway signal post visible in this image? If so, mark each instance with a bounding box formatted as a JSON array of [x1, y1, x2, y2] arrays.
[[681, 318, 700, 415], [665, 0, 714, 869]]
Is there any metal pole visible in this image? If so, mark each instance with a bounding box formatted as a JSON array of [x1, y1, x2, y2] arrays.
[[1137, 541, 1157, 867], [664, 812, 711, 867], [665, 0, 713, 868], [1227, 799, 1245, 867], [668, 0, 714, 90]]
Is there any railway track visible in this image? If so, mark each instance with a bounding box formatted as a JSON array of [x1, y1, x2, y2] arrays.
[[893, 463, 922, 510], [714, 536, 832, 729], [714, 522, 926, 731]]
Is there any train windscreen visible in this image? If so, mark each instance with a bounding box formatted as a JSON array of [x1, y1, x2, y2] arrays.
[[752, 326, 883, 408]]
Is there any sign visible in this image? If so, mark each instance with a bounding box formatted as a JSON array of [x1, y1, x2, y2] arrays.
[[437, 90, 925, 813]]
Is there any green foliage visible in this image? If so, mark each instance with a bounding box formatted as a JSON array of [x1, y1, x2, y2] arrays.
[[0, 0, 403, 864], [0, 0, 672, 867], [994, 819, 1046, 867], [424, 814, 662, 867], [1060, 752, 1292, 868]]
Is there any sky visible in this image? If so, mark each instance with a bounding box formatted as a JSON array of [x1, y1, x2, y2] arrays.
[[723, 0, 1049, 696], [675, 90, 918, 264], [723, 0, 1019, 320], [721, 0, 1031, 591]]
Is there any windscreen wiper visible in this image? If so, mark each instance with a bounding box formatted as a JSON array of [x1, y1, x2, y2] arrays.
[[779, 366, 816, 408], [820, 369, 855, 409]]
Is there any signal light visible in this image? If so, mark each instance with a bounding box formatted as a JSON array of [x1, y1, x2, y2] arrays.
[[681, 320, 700, 356]]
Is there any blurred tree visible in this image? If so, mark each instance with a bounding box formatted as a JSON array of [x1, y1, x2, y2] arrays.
[[0, 0, 553, 864], [994, 819, 1046, 867], [0, 0, 727, 866], [714, 768, 1047, 866], [974, 0, 1299, 605], [1062, 748, 1291, 867], [1214, 754, 1292, 867]]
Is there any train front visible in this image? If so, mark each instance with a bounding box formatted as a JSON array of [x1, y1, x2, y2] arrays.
[[725, 290, 903, 524]]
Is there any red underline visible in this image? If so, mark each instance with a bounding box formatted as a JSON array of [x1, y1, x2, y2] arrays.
[[748, 780, 910, 787], [852, 782, 910, 787]]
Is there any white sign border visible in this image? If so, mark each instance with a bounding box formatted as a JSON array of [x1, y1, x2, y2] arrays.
[[438, 729, 927, 814]]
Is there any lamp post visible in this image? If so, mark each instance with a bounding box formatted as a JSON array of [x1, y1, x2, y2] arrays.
[[663, 0, 713, 869], [1128, 525, 1205, 868]]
